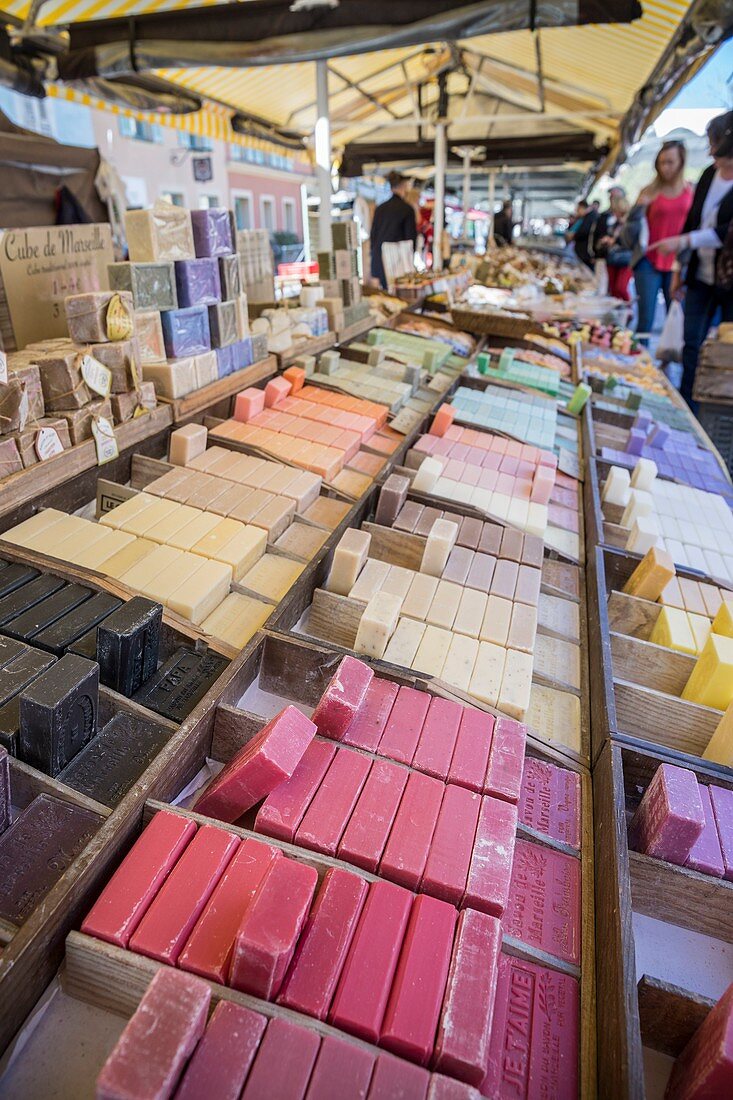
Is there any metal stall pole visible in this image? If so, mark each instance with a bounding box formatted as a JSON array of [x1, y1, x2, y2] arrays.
[[315, 59, 333, 252]]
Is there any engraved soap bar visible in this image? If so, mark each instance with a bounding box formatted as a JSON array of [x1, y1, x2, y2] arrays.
[[133, 648, 228, 723], [109, 261, 177, 311], [58, 711, 170, 807], [175, 258, 222, 308], [161, 306, 211, 358], [96, 596, 162, 696], [18, 653, 99, 776], [191, 207, 234, 258]]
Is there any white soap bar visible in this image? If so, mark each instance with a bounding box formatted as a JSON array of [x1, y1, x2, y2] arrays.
[[602, 466, 631, 506], [626, 515, 660, 555], [453, 588, 488, 639], [382, 565, 416, 601], [441, 633, 480, 692], [401, 572, 439, 621], [631, 457, 658, 491], [425, 579, 462, 630], [354, 592, 403, 659], [411, 624, 452, 678], [480, 595, 513, 647], [349, 559, 390, 603], [167, 558, 233, 625], [327, 527, 371, 596], [469, 641, 506, 706], [169, 423, 208, 466], [383, 617, 426, 667], [621, 489, 653, 529], [499, 648, 533, 720], [420, 518, 459, 577], [525, 502, 548, 538], [412, 457, 443, 494]]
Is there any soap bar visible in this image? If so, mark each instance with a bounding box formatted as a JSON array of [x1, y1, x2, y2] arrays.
[[241, 1018, 320, 1100], [230, 856, 318, 998], [143, 356, 197, 398], [18, 653, 98, 776], [126, 204, 195, 262], [376, 474, 411, 527], [413, 697, 463, 781], [305, 1034, 375, 1100], [133, 648, 228, 723], [484, 717, 526, 804], [338, 758, 409, 872], [434, 909, 502, 1085], [4, 582, 93, 643], [296, 748, 372, 856], [82, 810, 196, 947], [175, 257, 221, 308], [96, 596, 162, 696], [135, 310, 167, 365], [412, 457, 443, 494], [683, 634, 733, 711], [368, 1055, 430, 1099], [713, 602, 733, 638], [65, 291, 134, 343], [342, 676, 399, 751], [191, 207, 233, 257], [57, 711, 169, 807], [129, 823, 239, 964], [96, 969, 210, 1100], [504, 838, 580, 965], [161, 306, 211, 358], [710, 785, 733, 880], [685, 784, 725, 877], [255, 740, 336, 842], [427, 1075, 481, 1099], [402, 573, 439, 620], [631, 456, 657, 491], [328, 528, 371, 596], [311, 655, 374, 740], [383, 618, 426, 668], [628, 763, 705, 862], [380, 770, 443, 890], [194, 706, 316, 823], [441, 634, 480, 693], [601, 466, 631, 507], [109, 261, 177, 311], [464, 795, 518, 916], [430, 405, 455, 437], [0, 573, 65, 628], [378, 685, 430, 765], [209, 301, 239, 347], [626, 514, 660, 555], [422, 785, 481, 906], [411, 624, 452, 678], [176, 1002, 266, 1100], [468, 642, 505, 708], [170, 423, 208, 466], [448, 709, 494, 792], [650, 606, 696, 654], [519, 758, 581, 849], [421, 519, 459, 577], [265, 376, 292, 407], [622, 546, 676, 601], [354, 593, 402, 660], [663, 980, 733, 1100]]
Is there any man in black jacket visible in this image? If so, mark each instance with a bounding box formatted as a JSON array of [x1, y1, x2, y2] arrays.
[[493, 200, 515, 246], [370, 172, 417, 288]]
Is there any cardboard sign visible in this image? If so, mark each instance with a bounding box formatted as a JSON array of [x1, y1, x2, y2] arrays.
[[0, 224, 114, 351]]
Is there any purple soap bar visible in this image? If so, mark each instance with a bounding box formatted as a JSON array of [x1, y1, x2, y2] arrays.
[[685, 784, 725, 877], [625, 428, 646, 456], [191, 207, 234, 258], [632, 412, 652, 433], [710, 785, 733, 881], [628, 763, 705, 863], [175, 258, 222, 307], [216, 343, 238, 378], [161, 306, 211, 358]]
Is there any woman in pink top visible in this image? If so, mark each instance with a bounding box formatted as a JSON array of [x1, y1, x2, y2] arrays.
[[632, 140, 693, 342]]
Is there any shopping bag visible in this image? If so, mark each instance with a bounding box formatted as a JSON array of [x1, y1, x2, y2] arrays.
[[657, 300, 684, 363]]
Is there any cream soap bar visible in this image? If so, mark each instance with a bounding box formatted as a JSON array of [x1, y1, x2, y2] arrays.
[[240, 555, 304, 601], [121, 544, 185, 596], [102, 539, 157, 580], [215, 526, 266, 581], [327, 529, 371, 596], [421, 519, 458, 577], [201, 593, 272, 648], [469, 642, 506, 706], [167, 559, 233, 625], [441, 633, 479, 692], [401, 573, 439, 621], [383, 618, 426, 667], [167, 512, 221, 551], [499, 649, 533, 719], [411, 624, 452, 677], [354, 592, 402, 659], [349, 559, 390, 603]]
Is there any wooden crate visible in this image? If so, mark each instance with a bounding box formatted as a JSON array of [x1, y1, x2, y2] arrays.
[[159, 356, 277, 426], [594, 738, 733, 1100]]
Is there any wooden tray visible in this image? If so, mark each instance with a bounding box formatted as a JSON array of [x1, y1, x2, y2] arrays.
[[159, 357, 277, 425]]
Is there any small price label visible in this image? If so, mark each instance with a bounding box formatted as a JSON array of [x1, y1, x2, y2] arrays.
[[18, 386, 29, 431], [35, 427, 64, 461], [80, 354, 112, 398], [0, 351, 7, 385], [92, 415, 119, 465]]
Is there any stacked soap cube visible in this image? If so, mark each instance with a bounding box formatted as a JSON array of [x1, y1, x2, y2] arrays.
[[476, 348, 561, 397], [250, 304, 328, 355], [311, 347, 417, 413], [314, 220, 370, 332]]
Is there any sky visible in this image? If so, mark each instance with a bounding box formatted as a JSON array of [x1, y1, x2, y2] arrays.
[[654, 38, 732, 135]]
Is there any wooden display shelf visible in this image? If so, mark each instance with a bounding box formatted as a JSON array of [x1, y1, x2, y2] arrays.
[[274, 331, 336, 368], [159, 356, 277, 425], [335, 315, 375, 343]]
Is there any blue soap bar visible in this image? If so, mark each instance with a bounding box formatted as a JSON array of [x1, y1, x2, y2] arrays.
[[174, 258, 221, 308], [191, 208, 234, 258], [215, 344, 238, 378], [161, 306, 211, 358]]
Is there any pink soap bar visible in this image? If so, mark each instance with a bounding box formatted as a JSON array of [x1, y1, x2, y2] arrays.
[[514, 564, 541, 607], [412, 697, 463, 781], [448, 709, 494, 792], [179, 838, 280, 983], [234, 387, 266, 422], [176, 1002, 267, 1100], [312, 656, 375, 740], [378, 686, 431, 766], [194, 706, 317, 824], [483, 954, 579, 1100], [255, 740, 337, 842], [685, 784, 725, 877], [434, 908, 502, 1085], [230, 856, 318, 998], [130, 824, 239, 964], [343, 677, 399, 750], [279, 867, 367, 1019], [330, 879, 413, 1043], [305, 1034, 376, 1100], [296, 749, 372, 855], [663, 980, 733, 1099], [710, 785, 733, 881], [430, 406, 455, 437], [96, 969, 210, 1100], [380, 771, 444, 890], [628, 763, 705, 863], [484, 717, 526, 804], [519, 758, 581, 849], [264, 376, 292, 407], [380, 894, 457, 1064], [366, 1054, 430, 1099], [242, 1018, 320, 1100], [338, 759, 409, 872], [421, 785, 481, 906], [82, 811, 196, 948], [427, 1075, 482, 1099], [530, 467, 555, 504], [442, 546, 474, 586], [490, 559, 518, 600], [503, 838, 581, 966], [463, 795, 517, 917], [465, 553, 496, 593]]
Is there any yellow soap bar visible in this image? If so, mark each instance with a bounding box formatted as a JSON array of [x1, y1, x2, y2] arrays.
[[411, 624, 452, 678], [499, 648, 533, 720], [24, 514, 92, 556], [383, 617, 426, 667], [72, 528, 135, 570], [703, 700, 733, 767], [191, 517, 244, 559], [120, 544, 184, 593], [687, 612, 712, 655], [2, 509, 67, 549], [682, 633, 733, 710], [201, 592, 272, 648], [712, 601, 733, 638], [120, 497, 181, 537], [215, 525, 266, 581], [102, 538, 156, 580], [166, 511, 221, 551], [52, 520, 110, 561], [142, 550, 209, 607], [469, 641, 506, 707], [167, 558, 233, 625], [99, 493, 158, 530], [240, 553, 304, 601], [649, 606, 697, 655], [622, 546, 675, 602], [401, 573, 439, 621], [441, 633, 480, 692], [350, 559, 390, 603], [145, 503, 201, 545]]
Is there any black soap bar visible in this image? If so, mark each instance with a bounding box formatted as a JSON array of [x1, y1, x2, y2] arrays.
[[0, 636, 28, 672], [0, 647, 56, 706], [59, 712, 170, 807], [34, 592, 123, 656], [68, 628, 98, 661], [0, 793, 101, 924], [18, 653, 99, 776], [133, 647, 228, 723], [0, 573, 66, 627], [96, 596, 162, 696], [0, 564, 39, 600], [0, 698, 20, 755], [0, 747, 9, 834], [4, 584, 93, 642]]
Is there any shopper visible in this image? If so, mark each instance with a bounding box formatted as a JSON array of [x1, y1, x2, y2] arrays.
[[630, 140, 693, 342], [493, 200, 515, 246], [650, 111, 733, 408], [592, 188, 633, 301], [571, 201, 599, 269], [369, 171, 417, 289]]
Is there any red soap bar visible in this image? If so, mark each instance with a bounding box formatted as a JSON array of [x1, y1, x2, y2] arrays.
[[130, 824, 239, 964], [312, 656, 375, 740], [264, 376, 292, 407], [366, 1053, 430, 1100], [343, 677, 399, 751], [421, 785, 481, 906], [484, 717, 526, 804], [426, 1075, 482, 1099], [412, 697, 463, 781], [234, 387, 265, 422], [463, 795, 517, 917], [194, 706, 316, 824], [279, 867, 368, 1019], [242, 1018, 320, 1100], [686, 784, 726, 877], [296, 748, 372, 856], [96, 968, 210, 1100], [380, 771, 444, 890], [179, 837, 280, 983], [710, 785, 733, 881], [664, 980, 733, 1099], [304, 1034, 376, 1100], [82, 811, 196, 948], [503, 838, 581, 966], [255, 740, 337, 842], [378, 686, 431, 766], [434, 909, 502, 1085], [380, 894, 457, 1064], [448, 709, 494, 793], [430, 405, 455, 438], [338, 758, 409, 872], [483, 954, 579, 1100], [176, 1001, 267, 1100], [230, 856, 318, 998], [518, 757, 581, 849], [330, 879, 413, 1043]]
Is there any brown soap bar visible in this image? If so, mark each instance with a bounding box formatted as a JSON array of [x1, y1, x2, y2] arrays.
[[478, 522, 503, 556], [13, 418, 71, 468], [58, 711, 170, 807], [0, 437, 22, 479], [7, 360, 44, 419], [89, 340, 139, 393], [457, 515, 484, 550], [414, 506, 444, 538], [65, 291, 134, 344], [375, 474, 410, 527], [0, 793, 101, 924], [18, 653, 99, 776], [499, 527, 524, 562], [0, 746, 8, 832], [56, 397, 113, 445], [521, 534, 545, 568], [0, 697, 21, 754], [32, 347, 91, 410], [0, 377, 25, 434], [111, 382, 157, 424]]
